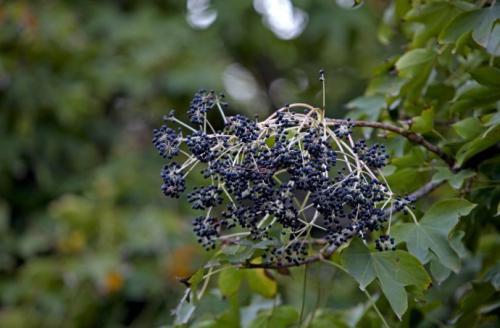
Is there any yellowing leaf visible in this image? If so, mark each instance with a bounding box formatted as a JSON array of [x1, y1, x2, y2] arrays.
[[246, 268, 277, 298], [218, 267, 243, 297]]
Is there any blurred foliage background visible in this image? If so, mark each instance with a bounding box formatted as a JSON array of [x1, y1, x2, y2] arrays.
[[0, 0, 498, 327]]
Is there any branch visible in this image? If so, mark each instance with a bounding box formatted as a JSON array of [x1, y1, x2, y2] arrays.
[[273, 104, 455, 169], [241, 179, 446, 270], [408, 179, 443, 199], [325, 119, 456, 169]]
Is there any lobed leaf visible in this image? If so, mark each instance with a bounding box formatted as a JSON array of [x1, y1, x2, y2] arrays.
[[341, 239, 431, 319], [431, 167, 475, 190], [392, 199, 476, 272]]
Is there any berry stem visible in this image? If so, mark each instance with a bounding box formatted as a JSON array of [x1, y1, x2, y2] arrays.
[[363, 289, 391, 328], [325, 118, 455, 169], [215, 98, 227, 124], [171, 116, 198, 133]]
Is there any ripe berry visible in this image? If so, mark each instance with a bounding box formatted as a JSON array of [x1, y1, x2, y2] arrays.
[[188, 90, 216, 124], [160, 163, 185, 198], [152, 126, 181, 159]]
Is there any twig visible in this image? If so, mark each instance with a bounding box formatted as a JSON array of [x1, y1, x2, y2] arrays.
[[409, 179, 443, 199], [325, 118, 456, 170], [271, 104, 455, 168]]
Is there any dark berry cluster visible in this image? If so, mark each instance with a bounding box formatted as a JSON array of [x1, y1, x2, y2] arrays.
[[153, 90, 408, 265], [393, 196, 416, 214], [262, 243, 308, 266], [188, 90, 217, 124], [152, 125, 181, 159], [375, 235, 396, 251], [225, 114, 259, 142], [188, 186, 222, 210], [186, 131, 219, 162], [354, 140, 389, 169], [160, 163, 185, 198], [332, 118, 354, 138], [192, 216, 219, 250]]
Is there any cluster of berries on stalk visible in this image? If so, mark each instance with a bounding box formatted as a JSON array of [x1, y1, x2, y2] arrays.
[[152, 86, 413, 265], [375, 235, 396, 251]]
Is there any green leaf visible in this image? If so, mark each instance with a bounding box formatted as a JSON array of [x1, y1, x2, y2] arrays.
[[471, 4, 500, 56], [390, 147, 426, 168], [485, 111, 500, 127], [309, 310, 350, 328], [392, 199, 476, 272], [366, 74, 406, 97], [246, 268, 277, 298], [220, 245, 255, 264], [341, 241, 375, 290], [431, 167, 476, 190], [484, 24, 500, 56], [456, 282, 497, 326], [405, 2, 461, 47], [439, 4, 500, 55], [395, 49, 435, 78], [483, 263, 500, 290], [439, 9, 482, 44], [386, 168, 425, 194], [346, 95, 386, 122], [456, 125, 500, 166], [346, 95, 386, 138], [425, 83, 455, 104], [173, 269, 206, 324], [174, 289, 197, 325], [450, 231, 468, 259], [395, 0, 412, 18], [411, 107, 434, 133], [470, 66, 500, 87], [191, 320, 218, 328], [0, 200, 8, 234], [452, 117, 483, 140], [429, 254, 451, 284], [215, 294, 241, 327], [450, 85, 500, 113], [377, 3, 396, 45], [218, 267, 243, 297], [240, 295, 276, 327], [248, 306, 299, 328], [341, 239, 431, 319], [189, 269, 205, 292]]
